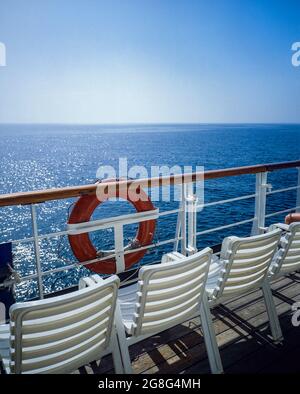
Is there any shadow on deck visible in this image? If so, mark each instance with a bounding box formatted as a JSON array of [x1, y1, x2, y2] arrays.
[[77, 273, 300, 374]]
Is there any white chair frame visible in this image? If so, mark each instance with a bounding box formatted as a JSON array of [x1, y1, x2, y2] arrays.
[[0, 275, 123, 374], [81, 248, 223, 374], [204, 229, 283, 344], [267, 222, 300, 279]]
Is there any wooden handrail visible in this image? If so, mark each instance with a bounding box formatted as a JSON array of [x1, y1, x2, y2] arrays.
[[0, 160, 299, 207]]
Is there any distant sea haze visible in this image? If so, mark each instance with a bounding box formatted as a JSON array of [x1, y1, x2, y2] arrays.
[[0, 123, 299, 299]]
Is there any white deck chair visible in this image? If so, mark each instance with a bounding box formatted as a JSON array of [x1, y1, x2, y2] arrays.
[[0, 275, 123, 374], [204, 228, 283, 344], [267, 222, 300, 279], [81, 248, 223, 374], [163, 229, 283, 350]]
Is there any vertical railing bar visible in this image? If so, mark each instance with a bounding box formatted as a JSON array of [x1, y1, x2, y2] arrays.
[[180, 184, 187, 255], [296, 167, 300, 213], [173, 202, 182, 252], [193, 186, 197, 251], [30, 204, 44, 299], [186, 182, 197, 255], [187, 183, 193, 254], [114, 223, 125, 274], [252, 172, 268, 235], [251, 173, 260, 235], [259, 172, 268, 232]]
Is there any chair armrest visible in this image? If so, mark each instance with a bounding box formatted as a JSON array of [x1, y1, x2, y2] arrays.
[[161, 251, 186, 264], [268, 223, 289, 232], [79, 274, 104, 289]]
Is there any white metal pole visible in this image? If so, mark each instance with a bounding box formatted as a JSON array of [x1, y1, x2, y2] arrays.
[[180, 184, 187, 255], [252, 173, 260, 235], [259, 172, 268, 231], [187, 182, 197, 255], [296, 167, 300, 213], [252, 172, 268, 235], [173, 206, 181, 252], [114, 224, 125, 274], [193, 193, 197, 252], [30, 204, 44, 299]]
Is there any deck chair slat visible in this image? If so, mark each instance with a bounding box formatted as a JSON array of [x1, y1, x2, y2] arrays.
[[232, 249, 276, 270], [146, 263, 208, 286], [236, 238, 278, 250], [143, 291, 201, 316], [19, 290, 114, 320], [12, 304, 113, 335], [144, 282, 204, 312], [15, 316, 109, 347], [11, 345, 102, 374], [140, 302, 199, 333], [286, 247, 300, 257], [145, 270, 207, 292], [226, 265, 267, 285], [19, 328, 108, 360], [229, 258, 270, 277], [234, 241, 279, 259], [223, 275, 266, 295], [148, 257, 209, 280], [143, 279, 205, 302], [13, 335, 104, 373]]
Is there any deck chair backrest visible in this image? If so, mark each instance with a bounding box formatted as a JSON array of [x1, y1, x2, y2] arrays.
[[9, 275, 119, 374], [131, 247, 212, 336], [213, 229, 281, 299], [270, 223, 300, 276]]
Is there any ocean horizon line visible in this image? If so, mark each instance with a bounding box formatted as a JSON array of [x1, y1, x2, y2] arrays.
[[1, 122, 300, 127]]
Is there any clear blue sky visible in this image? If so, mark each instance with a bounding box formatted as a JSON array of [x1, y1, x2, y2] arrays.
[[0, 0, 299, 123]]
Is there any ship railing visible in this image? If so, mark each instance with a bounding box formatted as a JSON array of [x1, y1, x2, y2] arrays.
[[0, 160, 299, 299]]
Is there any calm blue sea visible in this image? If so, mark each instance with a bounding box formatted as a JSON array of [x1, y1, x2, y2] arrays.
[[0, 124, 299, 300]]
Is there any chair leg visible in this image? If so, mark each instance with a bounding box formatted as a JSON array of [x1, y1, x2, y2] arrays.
[[115, 302, 134, 374], [110, 328, 124, 374], [200, 294, 224, 374], [262, 282, 283, 343]]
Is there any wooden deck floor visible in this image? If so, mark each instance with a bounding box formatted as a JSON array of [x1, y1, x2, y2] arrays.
[[76, 273, 300, 374]]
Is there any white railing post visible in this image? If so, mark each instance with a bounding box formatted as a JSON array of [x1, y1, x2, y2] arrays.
[[173, 201, 182, 252], [172, 182, 197, 255], [186, 182, 198, 255], [297, 167, 300, 213], [252, 172, 269, 235], [30, 204, 44, 299], [180, 184, 187, 255], [114, 224, 125, 274]]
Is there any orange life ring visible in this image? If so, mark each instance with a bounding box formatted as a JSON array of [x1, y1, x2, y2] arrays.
[[285, 213, 300, 225], [68, 180, 156, 274]]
